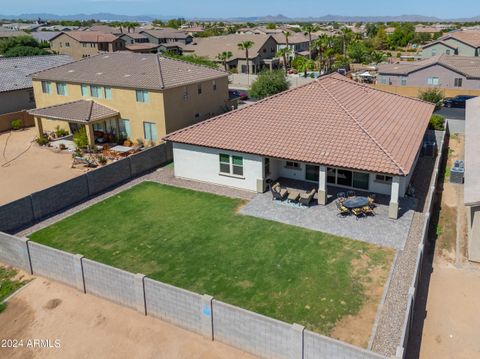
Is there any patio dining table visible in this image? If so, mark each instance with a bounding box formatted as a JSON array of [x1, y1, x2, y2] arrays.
[[343, 196, 369, 209]]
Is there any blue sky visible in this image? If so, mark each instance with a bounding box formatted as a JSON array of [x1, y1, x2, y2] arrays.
[[2, 0, 480, 19]]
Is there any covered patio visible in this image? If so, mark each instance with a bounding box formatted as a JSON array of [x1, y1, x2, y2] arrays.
[[29, 99, 120, 147], [241, 177, 417, 249]]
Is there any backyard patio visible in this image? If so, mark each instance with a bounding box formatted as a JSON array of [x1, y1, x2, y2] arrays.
[[241, 177, 416, 250]]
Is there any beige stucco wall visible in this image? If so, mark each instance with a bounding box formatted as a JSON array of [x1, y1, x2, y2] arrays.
[[162, 76, 229, 134], [32, 75, 229, 143], [50, 34, 125, 60], [32, 80, 167, 143], [371, 83, 480, 98]]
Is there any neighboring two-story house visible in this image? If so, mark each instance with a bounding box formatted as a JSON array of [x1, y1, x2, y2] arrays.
[[28, 53, 231, 146], [272, 33, 316, 60], [183, 34, 279, 74], [140, 29, 193, 45], [421, 30, 480, 58], [377, 55, 480, 93], [50, 31, 126, 60]]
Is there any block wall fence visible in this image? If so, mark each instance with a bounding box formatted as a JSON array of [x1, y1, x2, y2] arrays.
[[0, 230, 387, 359]]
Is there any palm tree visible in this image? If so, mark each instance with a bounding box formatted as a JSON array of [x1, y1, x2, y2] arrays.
[[340, 28, 353, 57], [216, 51, 233, 71], [237, 40, 254, 75], [302, 24, 318, 59], [282, 30, 291, 65], [276, 47, 291, 75]]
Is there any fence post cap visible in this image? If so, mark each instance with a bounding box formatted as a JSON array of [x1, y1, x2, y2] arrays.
[[291, 323, 305, 332], [74, 254, 84, 259], [135, 273, 146, 279], [202, 294, 214, 301]]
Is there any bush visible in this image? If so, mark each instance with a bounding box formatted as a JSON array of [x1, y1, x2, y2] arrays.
[[54, 125, 69, 138], [429, 114, 445, 130], [59, 143, 67, 150], [418, 88, 444, 111], [73, 127, 89, 149], [36, 136, 49, 146], [249, 70, 290, 100], [10, 119, 23, 130], [97, 155, 107, 165]]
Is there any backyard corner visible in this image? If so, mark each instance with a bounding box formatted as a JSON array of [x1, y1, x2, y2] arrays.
[[28, 181, 395, 347], [0, 265, 29, 313]]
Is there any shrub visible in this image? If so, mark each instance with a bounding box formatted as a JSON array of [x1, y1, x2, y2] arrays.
[[418, 88, 444, 111], [429, 114, 445, 130], [36, 136, 49, 146], [10, 119, 23, 130], [97, 155, 107, 165], [73, 127, 89, 149], [249, 70, 290, 100], [59, 143, 67, 150], [54, 126, 69, 138]]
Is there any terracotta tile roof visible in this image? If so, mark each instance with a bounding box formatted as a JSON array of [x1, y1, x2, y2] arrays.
[[57, 31, 120, 43], [165, 73, 434, 176], [183, 34, 275, 61], [28, 99, 119, 123], [31, 52, 228, 91], [378, 54, 480, 78], [125, 43, 161, 52], [272, 33, 316, 44], [141, 29, 191, 40]]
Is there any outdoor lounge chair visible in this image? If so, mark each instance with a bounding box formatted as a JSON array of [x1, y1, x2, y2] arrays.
[[362, 205, 375, 216], [347, 190, 356, 198], [336, 201, 350, 217], [337, 192, 346, 201], [299, 189, 316, 207], [271, 183, 288, 201]]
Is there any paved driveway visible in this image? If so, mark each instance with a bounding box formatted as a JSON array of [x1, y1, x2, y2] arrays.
[[436, 107, 465, 120]]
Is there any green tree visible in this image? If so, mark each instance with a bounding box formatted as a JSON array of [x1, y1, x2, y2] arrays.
[[276, 47, 292, 75], [216, 51, 233, 71], [237, 40, 254, 75], [0, 35, 48, 57], [266, 23, 277, 30], [369, 51, 386, 64], [418, 88, 444, 111], [249, 70, 289, 99], [347, 41, 370, 63]]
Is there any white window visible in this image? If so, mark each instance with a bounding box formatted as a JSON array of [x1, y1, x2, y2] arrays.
[[219, 154, 244, 176], [41, 81, 51, 94], [427, 77, 439, 86], [143, 122, 157, 142], [380, 75, 388, 85], [105, 87, 112, 99], [119, 119, 131, 138], [136, 90, 149, 103], [431, 48, 437, 56], [56, 82, 68, 96], [446, 49, 451, 55], [400, 77, 407, 86]]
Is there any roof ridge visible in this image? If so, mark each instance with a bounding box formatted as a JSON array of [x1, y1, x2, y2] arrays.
[[87, 100, 94, 121], [156, 55, 165, 89], [159, 54, 227, 75], [317, 77, 407, 175], [28, 99, 86, 112]]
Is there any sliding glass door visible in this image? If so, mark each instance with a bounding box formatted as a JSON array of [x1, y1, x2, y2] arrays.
[[327, 167, 369, 190]]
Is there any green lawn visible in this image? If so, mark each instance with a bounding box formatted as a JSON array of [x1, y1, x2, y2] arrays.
[[0, 267, 27, 313], [30, 182, 393, 334]]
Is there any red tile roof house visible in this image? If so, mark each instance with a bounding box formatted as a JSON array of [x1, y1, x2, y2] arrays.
[[164, 73, 434, 219]]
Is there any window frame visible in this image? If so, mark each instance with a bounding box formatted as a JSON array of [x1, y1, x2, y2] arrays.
[[219, 153, 244, 177], [90, 85, 103, 98], [136, 89, 149, 103], [41, 81, 51, 94], [56, 82, 68, 96], [143, 121, 157, 142], [375, 174, 393, 183], [285, 161, 300, 170], [454, 78, 463, 87]]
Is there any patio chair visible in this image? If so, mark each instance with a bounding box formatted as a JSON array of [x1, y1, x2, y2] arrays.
[[271, 183, 288, 201], [336, 201, 350, 217], [368, 194, 376, 208], [347, 190, 356, 198], [299, 189, 316, 207], [337, 192, 346, 201], [351, 207, 365, 219], [362, 205, 375, 216]]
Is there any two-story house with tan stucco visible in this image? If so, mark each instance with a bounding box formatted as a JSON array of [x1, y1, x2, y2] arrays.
[[28, 53, 231, 146], [50, 31, 126, 60]]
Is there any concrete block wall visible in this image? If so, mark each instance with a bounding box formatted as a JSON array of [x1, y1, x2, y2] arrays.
[[28, 241, 77, 285], [304, 330, 385, 359], [0, 143, 173, 233], [212, 300, 292, 359], [144, 278, 203, 334], [0, 232, 31, 272], [82, 259, 138, 309]]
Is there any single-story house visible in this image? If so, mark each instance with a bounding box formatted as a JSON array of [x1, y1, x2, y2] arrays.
[[164, 73, 435, 219], [0, 55, 73, 115], [377, 55, 480, 90], [465, 97, 480, 262]]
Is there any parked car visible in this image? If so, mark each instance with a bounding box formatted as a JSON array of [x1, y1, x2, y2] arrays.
[[443, 95, 477, 108], [229, 89, 248, 100]]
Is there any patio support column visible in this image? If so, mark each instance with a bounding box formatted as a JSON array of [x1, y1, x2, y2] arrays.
[[389, 176, 400, 219], [85, 123, 95, 147], [34, 116, 43, 138], [318, 165, 327, 205]]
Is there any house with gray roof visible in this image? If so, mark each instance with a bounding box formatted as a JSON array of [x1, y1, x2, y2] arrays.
[[0, 55, 73, 115], [421, 30, 480, 58], [377, 55, 480, 91]]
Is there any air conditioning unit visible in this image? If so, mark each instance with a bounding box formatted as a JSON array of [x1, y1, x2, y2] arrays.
[[450, 160, 464, 184]]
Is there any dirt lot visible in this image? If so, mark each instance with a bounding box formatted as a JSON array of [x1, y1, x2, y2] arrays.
[[0, 128, 83, 205], [0, 276, 256, 359], [410, 134, 480, 359]]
